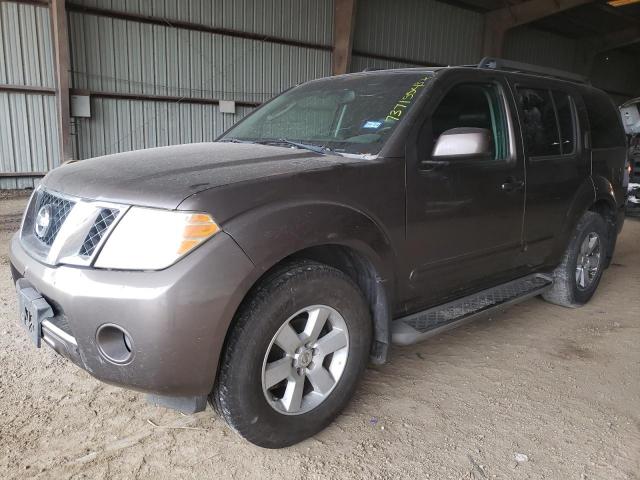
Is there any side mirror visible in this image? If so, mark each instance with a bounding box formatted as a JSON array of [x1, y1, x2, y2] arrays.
[[432, 127, 492, 159]]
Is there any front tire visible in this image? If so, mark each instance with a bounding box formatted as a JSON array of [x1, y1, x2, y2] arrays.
[[212, 260, 372, 448], [543, 211, 608, 308]]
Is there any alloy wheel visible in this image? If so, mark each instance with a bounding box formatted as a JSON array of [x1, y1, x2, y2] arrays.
[[261, 305, 349, 415], [575, 232, 601, 290]]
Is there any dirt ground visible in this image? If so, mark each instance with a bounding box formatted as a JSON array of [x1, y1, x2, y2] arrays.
[[0, 192, 638, 480]]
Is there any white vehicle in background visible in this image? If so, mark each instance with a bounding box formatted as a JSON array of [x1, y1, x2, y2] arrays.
[[620, 98, 640, 215]]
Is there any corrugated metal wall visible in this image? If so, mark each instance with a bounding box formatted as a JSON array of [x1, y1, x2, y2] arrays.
[[68, 0, 334, 159], [69, 0, 333, 45], [352, 2, 636, 100], [351, 0, 591, 75], [74, 99, 254, 157], [69, 15, 329, 103], [2, 0, 638, 188], [504, 26, 584, 73], [351, 54, 423, 72], [351, 0, 484, 70], [0, 2, 58, 189]]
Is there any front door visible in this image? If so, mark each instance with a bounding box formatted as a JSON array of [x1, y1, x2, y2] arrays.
[[402, 79, 526, 313]]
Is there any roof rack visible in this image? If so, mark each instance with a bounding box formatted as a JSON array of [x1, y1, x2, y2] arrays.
[[478, 57, 588, 84]]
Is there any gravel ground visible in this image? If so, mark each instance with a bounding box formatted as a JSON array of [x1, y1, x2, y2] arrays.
[[1, 192, 639, 480]]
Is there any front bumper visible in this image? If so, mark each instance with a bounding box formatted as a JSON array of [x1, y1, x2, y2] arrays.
[[10, 232, 256, 397]]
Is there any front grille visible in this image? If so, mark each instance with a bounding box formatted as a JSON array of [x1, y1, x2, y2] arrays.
[[34, 191, 75, 246], [78, 208, 118, 256], [20, 188, 124, 267]]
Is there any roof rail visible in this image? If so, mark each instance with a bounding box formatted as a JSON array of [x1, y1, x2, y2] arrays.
[[478, 57, 588, 84]]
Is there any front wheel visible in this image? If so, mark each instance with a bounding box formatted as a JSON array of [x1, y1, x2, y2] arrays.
[[543, 211, 609, 308], [212, 260, 372, 448]]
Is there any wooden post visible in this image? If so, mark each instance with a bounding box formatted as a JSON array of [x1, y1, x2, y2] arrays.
[[50, 0, 73, 163], [482, 22, 507, 58], [332, 0, 357, 75]]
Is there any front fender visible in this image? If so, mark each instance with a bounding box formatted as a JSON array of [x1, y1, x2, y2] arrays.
[[222, 200, 396, 284]]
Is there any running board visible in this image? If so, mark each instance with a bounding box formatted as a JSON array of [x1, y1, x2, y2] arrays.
[[391, 274, 553, 346]]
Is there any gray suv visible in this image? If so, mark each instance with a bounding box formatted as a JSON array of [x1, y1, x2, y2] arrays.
[[11, 59, 627, 448]]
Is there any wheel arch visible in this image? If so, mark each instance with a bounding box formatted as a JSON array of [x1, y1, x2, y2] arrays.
[[287, 244, 392, 364], [589, 176, 620, 264], [220, 201, 397, 366], [555, 176, 619, 268]]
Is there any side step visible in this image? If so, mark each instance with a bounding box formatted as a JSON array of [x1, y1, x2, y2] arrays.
[[391, 274, 553, 346]]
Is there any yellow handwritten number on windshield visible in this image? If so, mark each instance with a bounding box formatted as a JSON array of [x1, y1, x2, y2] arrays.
[[386, 75, 432, 122]]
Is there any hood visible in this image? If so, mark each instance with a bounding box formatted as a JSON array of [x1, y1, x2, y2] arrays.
[[43, 143, 355, 209]]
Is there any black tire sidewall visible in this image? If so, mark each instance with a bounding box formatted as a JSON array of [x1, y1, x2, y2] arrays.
[[214, 262, 371, 448]]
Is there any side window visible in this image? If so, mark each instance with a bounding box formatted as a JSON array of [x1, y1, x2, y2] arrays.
[[553, 92, 576, 154], [516, 88, 560, 157], [582, 90, 626, 149], [430, 83, 509, 160]]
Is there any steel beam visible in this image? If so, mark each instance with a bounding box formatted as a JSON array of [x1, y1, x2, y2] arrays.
[[483, 0, 594, 57], [0, 84, 55, 95], [85, 90, 261, 108], [0, 172, 47, 178], [332, 0, 357, 75], [50, 0, 72, 163], [65, 3, 331, 52], [581, 26, 640, 77], [588, 26, 640, 53]]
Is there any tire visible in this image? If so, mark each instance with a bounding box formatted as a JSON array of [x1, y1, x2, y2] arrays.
[[542, 211, 608, 308], [211, 260, 372, 448]]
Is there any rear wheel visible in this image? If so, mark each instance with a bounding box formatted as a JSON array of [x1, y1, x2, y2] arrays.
[[212, 260, 371, 448], [543, 211, 608, 308]]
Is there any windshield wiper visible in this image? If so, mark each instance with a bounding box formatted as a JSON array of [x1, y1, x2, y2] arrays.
[[258, 138, 331, 155], [218, 138, 256, 144]]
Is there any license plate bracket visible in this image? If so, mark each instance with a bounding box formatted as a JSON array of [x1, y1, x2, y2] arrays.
[[16, 280, 54, 348]]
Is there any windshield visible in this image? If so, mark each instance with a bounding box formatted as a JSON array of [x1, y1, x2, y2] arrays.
[[220, 71, 435, 155]]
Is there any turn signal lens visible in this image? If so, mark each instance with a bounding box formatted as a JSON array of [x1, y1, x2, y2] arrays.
[[178, 215, 219, 254], [177, 239, 201, 255], [183, 222, 219, 239]]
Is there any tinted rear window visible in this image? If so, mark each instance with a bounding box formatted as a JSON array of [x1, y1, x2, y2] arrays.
[[516, 88, 560, 157], [582, 90, 626, 149]]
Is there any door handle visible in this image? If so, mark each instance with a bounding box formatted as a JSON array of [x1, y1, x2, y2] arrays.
[[420, 160, 450, 171], [501, 179, 524, 192]]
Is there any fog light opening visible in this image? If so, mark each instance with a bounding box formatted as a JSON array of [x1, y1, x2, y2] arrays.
[[96, 324, 134, 364]]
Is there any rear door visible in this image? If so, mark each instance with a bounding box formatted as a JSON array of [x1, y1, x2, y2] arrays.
[[402, 72, 526, 313], [509, 80, 590, 267]]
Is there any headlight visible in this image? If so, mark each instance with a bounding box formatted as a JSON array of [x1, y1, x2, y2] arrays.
[[94, 207, 219, 270]]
